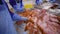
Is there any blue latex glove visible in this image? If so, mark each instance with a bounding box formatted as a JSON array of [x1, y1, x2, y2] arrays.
[[13, 0, 24, 12], [9, 11, 28, 21], [9, 0, 16, 7], [12, 13, 28, 21], [49, 0, 56, 3], [9, 0, 24, 13], [49, 0, 60, 4], [4, 0, 27, 21], [13, 3, 24, 13], [5, 3, 27, 21], [36, 0, 43, 5]]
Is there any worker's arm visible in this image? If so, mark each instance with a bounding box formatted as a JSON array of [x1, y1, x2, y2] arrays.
[[9, 0, 24, 12], [12, 13, 28, 21], [5, 0, 28, 21]]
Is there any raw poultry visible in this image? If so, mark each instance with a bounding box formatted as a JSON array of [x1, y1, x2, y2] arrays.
[[15, 9, 60, 34]]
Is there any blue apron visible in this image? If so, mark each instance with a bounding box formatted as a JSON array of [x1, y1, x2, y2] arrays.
[[0, 0, 17, 34]]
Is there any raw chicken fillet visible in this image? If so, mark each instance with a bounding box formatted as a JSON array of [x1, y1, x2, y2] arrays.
[[17, 9, 60, 34]]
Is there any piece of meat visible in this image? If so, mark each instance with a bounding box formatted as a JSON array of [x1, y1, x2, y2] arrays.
[[16, 9, 60, 34]]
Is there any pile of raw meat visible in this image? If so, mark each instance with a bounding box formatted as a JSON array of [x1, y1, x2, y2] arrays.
[[18, 9, 60, 34]]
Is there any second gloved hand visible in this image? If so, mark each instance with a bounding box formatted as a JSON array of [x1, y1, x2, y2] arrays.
[[13, 3, 24, 13], [49, 0, 56, 3], [36, 0, 43, 5], [12, 13, 28, 21]]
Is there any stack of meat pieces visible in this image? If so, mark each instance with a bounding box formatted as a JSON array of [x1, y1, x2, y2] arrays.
[[18, 9, 60, 34]]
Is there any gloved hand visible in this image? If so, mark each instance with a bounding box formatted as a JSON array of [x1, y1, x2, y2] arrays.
[[49, 0, 56, 3], [12, 13, 28, 21], [13, 3, 24, 13], [9, 0, 24, 13], [9, 0, 17, 7], [36, 0, 43, 5]]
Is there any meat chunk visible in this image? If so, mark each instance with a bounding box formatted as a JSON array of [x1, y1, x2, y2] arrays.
[[17, 9, 60, 34]]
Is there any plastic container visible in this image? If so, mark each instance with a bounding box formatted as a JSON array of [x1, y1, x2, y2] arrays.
[[23, 0, 35, 9]]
